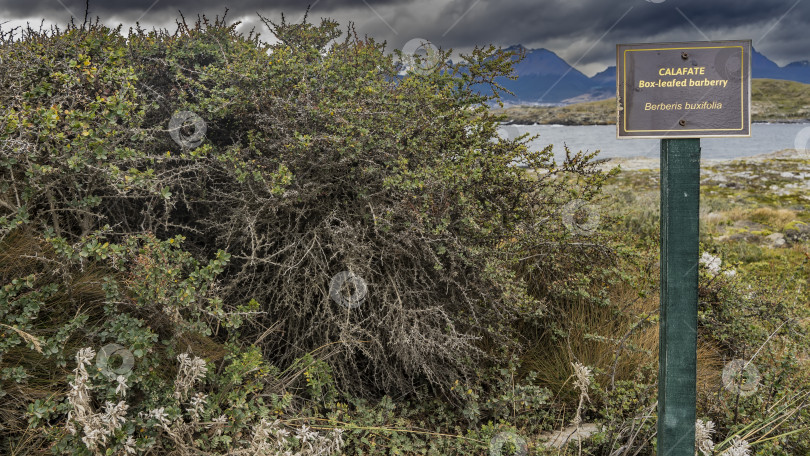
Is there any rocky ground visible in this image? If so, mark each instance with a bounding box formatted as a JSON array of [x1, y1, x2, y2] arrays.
[[601, 148, 810, 252]]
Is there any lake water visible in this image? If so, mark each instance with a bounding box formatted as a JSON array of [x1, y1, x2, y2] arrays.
[[501, 122, 810, 162]]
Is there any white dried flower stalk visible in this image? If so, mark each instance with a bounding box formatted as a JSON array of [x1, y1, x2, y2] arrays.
[[211, 414, 228, 436], [174, 353, 208, 400], [81, 428, 106, 451], [67, 348, 100, 443], [298, 424, 317, 443], [101, 401, 129, 431], [67, 347, 95, 424], [228, 419, 344, 456], [249, 418, 276, 453], [149, 407, 170, 427], [275, 426, 291, 448], [311, 428, 345, 456], [328, 428, 345, 453], [695, 419, 715, 456], [63, 348, 348, 456], [720, 436, 751, 456], [571, 361, 592, 430], [115, 375, 128, 397], [122, 436, 137, 455], [76, 347, 96, 367], [66, 348, 131, 454], [187, 392, 207, 422], [572, 362, 592, 397]]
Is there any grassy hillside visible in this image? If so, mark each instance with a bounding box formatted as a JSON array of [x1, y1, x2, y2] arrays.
[[493, 79, 810, 125], [751, 78, 810, 121]]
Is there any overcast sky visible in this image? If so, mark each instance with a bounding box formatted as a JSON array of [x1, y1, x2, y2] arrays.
[[1, 0, 807, 76]]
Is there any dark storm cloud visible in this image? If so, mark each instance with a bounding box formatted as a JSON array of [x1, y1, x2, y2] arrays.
[[417, 0, 810, 70], [1, 0, 807, 72], [0, 0, 400, 17]]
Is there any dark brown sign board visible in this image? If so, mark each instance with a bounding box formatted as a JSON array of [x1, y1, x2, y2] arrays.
[[617, 40, 751, 138]]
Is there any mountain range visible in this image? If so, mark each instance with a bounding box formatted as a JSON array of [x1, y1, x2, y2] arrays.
[[491, 44, 810, 105]]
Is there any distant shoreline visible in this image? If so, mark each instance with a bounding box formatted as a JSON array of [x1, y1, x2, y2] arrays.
[[592, 148, 808, 171]]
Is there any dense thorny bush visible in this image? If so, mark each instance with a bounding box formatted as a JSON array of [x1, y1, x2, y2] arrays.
[[0, 10, 613, 403]]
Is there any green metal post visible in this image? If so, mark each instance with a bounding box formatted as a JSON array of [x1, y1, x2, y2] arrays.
[[658, 138, 700, 455]]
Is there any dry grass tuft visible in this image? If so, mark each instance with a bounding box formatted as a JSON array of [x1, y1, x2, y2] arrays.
[[522, 289, 722, 405], [702, 207, 799, 234]]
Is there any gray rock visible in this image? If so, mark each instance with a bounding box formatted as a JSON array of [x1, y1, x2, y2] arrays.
[[732, 220, 771, 231], [728, 232, 761, 243], [764, 232, 786, 248], [785, 221, 810, 244], [540, 423, 601, 449]]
